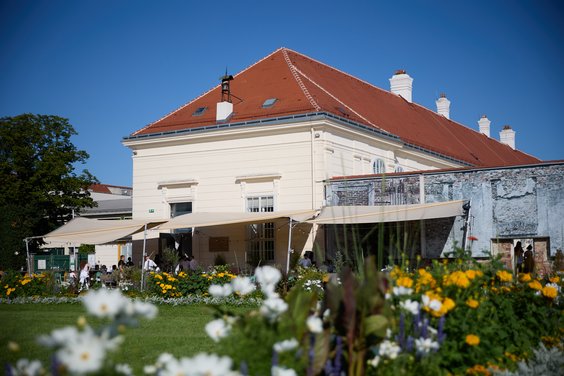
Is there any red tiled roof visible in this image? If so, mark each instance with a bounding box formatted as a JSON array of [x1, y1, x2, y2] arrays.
[[132, 48, 539, 167], [89, 184, 132, 193]]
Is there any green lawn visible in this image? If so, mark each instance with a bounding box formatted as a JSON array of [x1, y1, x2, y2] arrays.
[[0, 303, 246, 374]]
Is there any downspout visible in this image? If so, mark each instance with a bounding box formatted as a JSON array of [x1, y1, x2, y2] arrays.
[[311, 128, 316, 209], [461, 201, 471, 251]]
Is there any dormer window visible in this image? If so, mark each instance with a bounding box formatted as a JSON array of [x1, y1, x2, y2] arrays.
[[262, 98, 277, 108], [192, 107, 207, 116]]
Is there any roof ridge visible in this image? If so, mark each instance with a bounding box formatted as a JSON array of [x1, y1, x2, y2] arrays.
[[133, 48, 287, 136], [281, 48, 321, 111], [291, 65, 380, 129]]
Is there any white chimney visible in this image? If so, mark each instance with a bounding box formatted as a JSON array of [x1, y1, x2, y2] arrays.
[[435, 93, 451, 119], [478, 115, 491, 137], [499, 125, 516, 149], [216, 101, 233, 122], [389, 70, 413, 103]]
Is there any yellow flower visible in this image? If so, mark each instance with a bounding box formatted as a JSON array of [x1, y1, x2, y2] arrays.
[[445, 271, 470, 288], [519, 273, 532, 282], [322, 274, 330, 283], [466, 334, 480, 346], [466, 299, 480, 309], [528, 280, 542, 291], [542, 286, 558, 299], [465, 270, 479, 280], [417, 269, 436, 287], [466, 364, 491, 375], [549, 276, 560, 284], [442, 297, 456, 312], [496, 270, 513, 283], [396, 276, 414, 288], [390, 266, 403, 280]]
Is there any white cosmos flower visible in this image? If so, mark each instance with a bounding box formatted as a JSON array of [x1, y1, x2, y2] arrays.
[[231, 276, 256, 295], [272, 365, 298, 376], [205, 319, 231, 342], [183, 353, 236, 376], [255, 266, 282, 296], [260, 297, 288, 321], [421, 295, 442, 312], [55, 330, 107, 375], [208, 284, 233, 297], [38, 326, 81, 347], [273, 338, 299, 353], [399, 299, 420, 315], [127, 300, 158, 320], [392, 286, 413, 296], [115, 363, 133, 376], [415, 337, 439, 354], [378, 340, 401, 359], [82, 289, 129, 319], [10, 358, 43, 376], [367, 355, 380, 368], [306, 315, 323, 333]]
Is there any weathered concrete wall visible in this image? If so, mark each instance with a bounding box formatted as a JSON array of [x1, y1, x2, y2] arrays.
[[326, 162, 564, 260]]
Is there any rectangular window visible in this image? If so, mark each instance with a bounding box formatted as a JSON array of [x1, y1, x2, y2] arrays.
[[170, 202, 192, 234], [247, 196, 275, 264]]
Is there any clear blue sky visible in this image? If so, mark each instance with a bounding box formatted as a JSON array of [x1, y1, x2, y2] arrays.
[[1, 0, 563, 187]]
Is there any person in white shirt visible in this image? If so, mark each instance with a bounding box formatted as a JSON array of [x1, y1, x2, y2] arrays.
[[79, 263, 90, 291], [144, 255, 158, 272]]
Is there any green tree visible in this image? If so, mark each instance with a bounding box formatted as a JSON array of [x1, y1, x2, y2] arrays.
[[0, 114, 97, 270]]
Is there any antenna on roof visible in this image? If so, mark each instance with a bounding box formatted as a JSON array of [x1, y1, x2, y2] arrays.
[[220, 68, 234, 103]]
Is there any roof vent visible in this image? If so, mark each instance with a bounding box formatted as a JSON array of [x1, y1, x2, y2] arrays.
[[499, 125, 516, 149], [389, 70, 413, 103], [435, 93, 451, 119], [478, 115, 491, 137]]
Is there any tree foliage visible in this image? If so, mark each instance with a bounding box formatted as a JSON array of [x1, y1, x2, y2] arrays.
[[0, 114, 97, 270]]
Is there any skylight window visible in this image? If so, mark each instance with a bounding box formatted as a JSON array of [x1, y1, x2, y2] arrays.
[[192, 107, 207, 116], [262, 98, 277, 108]]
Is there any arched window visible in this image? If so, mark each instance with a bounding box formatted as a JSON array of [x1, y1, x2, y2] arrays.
[[373, 158, 385, 174]]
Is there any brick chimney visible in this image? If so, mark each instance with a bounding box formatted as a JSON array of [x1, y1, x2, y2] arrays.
[[389, 70, 413, 103], [478, 115, 491, 137], [435, 93, 450, 119], [499, 125, 516, 149]]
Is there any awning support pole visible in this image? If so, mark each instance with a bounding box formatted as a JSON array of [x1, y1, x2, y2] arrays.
[[24, 238, 31, 274], [140, 224, 148, 292], [286, 218, 293, 274]]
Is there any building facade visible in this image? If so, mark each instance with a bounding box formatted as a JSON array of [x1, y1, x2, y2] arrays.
[[123, 48, 541, 270], [325, 162, 564, 273]]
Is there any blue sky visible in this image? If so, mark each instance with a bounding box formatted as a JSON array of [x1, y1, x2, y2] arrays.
[[1, 1, 563, 187]]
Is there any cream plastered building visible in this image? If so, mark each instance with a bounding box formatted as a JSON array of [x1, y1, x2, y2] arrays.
[[122, 48, 538, 270]]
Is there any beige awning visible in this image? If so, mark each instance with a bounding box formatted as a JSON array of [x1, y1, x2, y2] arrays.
[[43, 217, 160, 245], [155, 209, 317, 230], [308, 200, 465, 225]]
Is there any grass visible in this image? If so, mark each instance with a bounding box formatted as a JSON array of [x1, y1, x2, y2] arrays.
[[0, 303, 249, 374]]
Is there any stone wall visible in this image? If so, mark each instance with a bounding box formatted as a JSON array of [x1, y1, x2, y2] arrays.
[[326, 162, 564, 266]]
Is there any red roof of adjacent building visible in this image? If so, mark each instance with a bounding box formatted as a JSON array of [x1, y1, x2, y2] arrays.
[[132, 48, 539, 167]]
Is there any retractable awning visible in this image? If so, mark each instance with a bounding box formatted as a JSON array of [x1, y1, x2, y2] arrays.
[[307, 200, 465, 225], [155, 209, 317, 230], [43, 217, 161, 245]]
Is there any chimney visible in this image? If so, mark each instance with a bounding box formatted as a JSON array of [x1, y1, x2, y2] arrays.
[[389, 70, 413, 103], [435, 93, 451, 119], [499, 125, 516, 149], [216, 73, 234, 122], [478, 115, 491, 137]]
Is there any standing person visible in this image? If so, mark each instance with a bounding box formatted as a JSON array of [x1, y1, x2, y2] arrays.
[[79, 263, 90, 292], [126, 257, 134, 267], [144, 255, 158, 272], [175, 256, 191, 274], [118, 255, 126, 270], [523, 244, 535, 274], [188, 255, 199, 272], [514, 241, 524, 274]]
